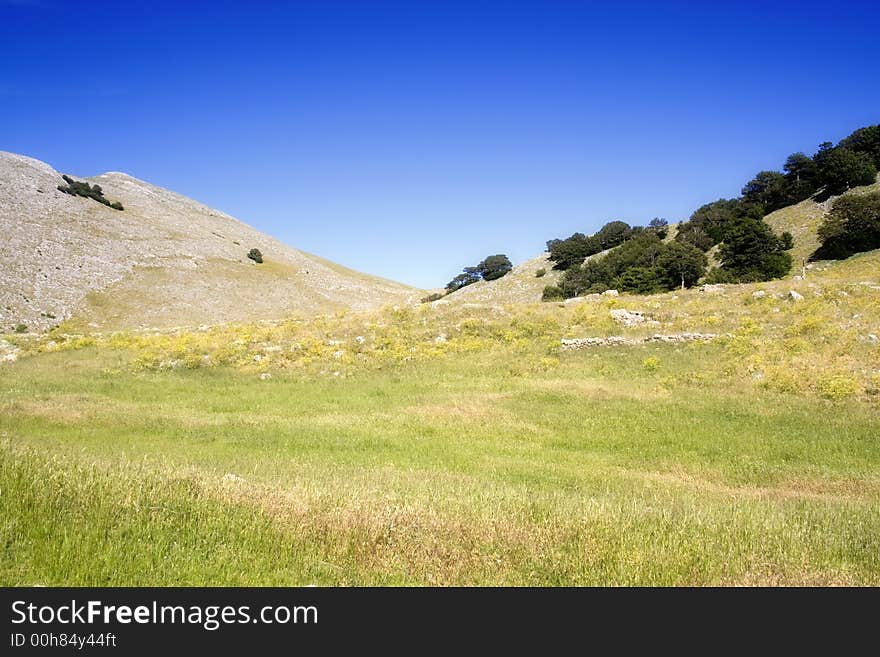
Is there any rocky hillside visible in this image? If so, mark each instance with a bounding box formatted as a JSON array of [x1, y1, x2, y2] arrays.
[[0, 152, 420, 332]]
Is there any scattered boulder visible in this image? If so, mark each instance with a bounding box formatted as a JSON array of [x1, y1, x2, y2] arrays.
[[609, 309, 657, 327], [601, 289, 619, 296], [259, 372, 272, 380], [752, 290, 766, 299], [0, 338, 19, 364], [788, 290, 805, 302], [700, 284, 725, 294]]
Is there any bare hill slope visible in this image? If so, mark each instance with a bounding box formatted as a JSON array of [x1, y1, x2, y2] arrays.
[[0, 152, 420, 331]]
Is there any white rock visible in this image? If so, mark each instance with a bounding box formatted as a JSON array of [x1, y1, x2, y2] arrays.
[[601, 289, 619, 296], [259, 372, 272, 380], [434, 333, 447, 344], [609, 309, 656, 327], [700, 284, 725, 294], [752, 290, 766, 298], [788, 290, 804, 302], [354, 335, 366, 344]]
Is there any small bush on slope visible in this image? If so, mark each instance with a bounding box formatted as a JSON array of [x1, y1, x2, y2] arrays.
[[57, 175, 124, 211]]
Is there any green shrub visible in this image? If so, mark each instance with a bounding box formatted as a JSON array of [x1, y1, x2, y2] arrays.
[[541, 285, 565, 301], [421, 292, 445, 303], [642, 356, 660, 371], [57, 175, 123, 211], [535, 268, 546, 278], [247, 248, 263, 264], [14, 324, 27, 333]]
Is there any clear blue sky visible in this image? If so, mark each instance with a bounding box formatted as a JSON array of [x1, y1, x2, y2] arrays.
[[2, 1, 878, 289]]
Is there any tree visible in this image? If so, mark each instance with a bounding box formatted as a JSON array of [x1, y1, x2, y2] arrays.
[[477, 254, 512, 281], [546, 233, 599, 270], [615, 266, 663, 294], [679, 198, 760, 247], [741, 171, 789, 213], [839, 124, 880, 168], [716, 218, 791, 281], [647, 217, 669, 239], [674, 222, 714, 251], [560, 259, 613, 297], [445, 253, 513, 292], [783, 152, 818, 185], [814, 147, 877, 197], [655, 242, 708, 290], [594, 220, 632, 249], [814, 191, 880, 259], [445, 267, 480, 292], [781, 152, 820, 205], [247, 248, 263, 263]]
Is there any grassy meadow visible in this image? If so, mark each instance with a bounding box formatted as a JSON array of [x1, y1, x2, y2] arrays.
[[2, 271, 880, 585]]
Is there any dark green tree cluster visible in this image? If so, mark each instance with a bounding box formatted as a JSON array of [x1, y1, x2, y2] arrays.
[[247, 248, 263, 263], [738, 124, 878, 212], [814, 191, 880, 260], [707, 219, 793, 283], [546, 220, 637, 270], [57, 175, 123, 211], [446, 254, 513, 292], [674, 198, 793, 283], [554, 231, 708, 297]]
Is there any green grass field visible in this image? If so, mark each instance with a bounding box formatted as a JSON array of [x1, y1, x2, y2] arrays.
[[3, 343, 879, 586]]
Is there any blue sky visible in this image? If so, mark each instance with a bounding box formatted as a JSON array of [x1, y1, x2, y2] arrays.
[[2, 1, 878, 288]]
